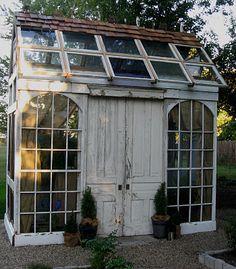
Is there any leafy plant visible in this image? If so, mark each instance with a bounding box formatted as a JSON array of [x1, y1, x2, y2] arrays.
[[64, 212, 78, 233], [27, 264, 52, 269], [106, 256, 134, 269], [81, 187, 96, 220], [225, 219, 236, 251], [154, 182, 167, 216]]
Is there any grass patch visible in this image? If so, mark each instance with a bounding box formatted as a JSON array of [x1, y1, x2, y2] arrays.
[[0, 143, 6, 219], [217, 163, 236, 181]]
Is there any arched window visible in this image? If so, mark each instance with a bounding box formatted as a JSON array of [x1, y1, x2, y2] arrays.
[[167, 101, 214, 223], [20, 93, 81, 233]]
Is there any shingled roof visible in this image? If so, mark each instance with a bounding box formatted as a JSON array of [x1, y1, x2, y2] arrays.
[[15, 12, 201, 46]]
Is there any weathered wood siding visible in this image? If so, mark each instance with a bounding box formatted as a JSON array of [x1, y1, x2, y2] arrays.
[[218, 140, 236, 164]]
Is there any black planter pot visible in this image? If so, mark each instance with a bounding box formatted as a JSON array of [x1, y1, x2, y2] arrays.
[[152, 218, 169, 239], [79, 224, 98, 240]]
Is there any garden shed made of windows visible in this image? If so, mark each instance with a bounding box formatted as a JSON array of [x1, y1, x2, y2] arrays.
[[5, 12, 226, 246]]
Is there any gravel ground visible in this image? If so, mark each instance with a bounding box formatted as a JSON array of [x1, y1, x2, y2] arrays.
[[0, 220, 228, 269]]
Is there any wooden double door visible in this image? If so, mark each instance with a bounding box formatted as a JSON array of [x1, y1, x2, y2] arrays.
[[86, 97, 163, 236]]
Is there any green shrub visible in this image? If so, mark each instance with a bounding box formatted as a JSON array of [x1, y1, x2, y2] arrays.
[[225, 219, 236, 251], [27, 264, 52, 269], [64, 212, 78, 233], [106, 256, 134, 269], [154, 182, 167, 215], [81, 187, 96, 219]]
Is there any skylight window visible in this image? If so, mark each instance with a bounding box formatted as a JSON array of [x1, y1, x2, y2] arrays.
[[21, 29, 58, 47], [103, 36, 140, 55], [176, 46, 209, 63], [186, 64, 221, 82], [142, 40, 175, 58], [63, 32, 98, 50]]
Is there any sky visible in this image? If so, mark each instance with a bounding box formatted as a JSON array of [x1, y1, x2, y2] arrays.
[[0, 0, 236, 58]]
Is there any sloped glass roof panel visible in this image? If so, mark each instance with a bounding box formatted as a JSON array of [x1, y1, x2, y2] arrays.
[[151, 61, 188, 81], [24, 51, 62, 70], [176, 46, 209, 63], [142, 40, 175, 58], [63, 32, 98, 50], [110, 58, 150, 78], [68, 53, 105, 73], [186, 64, 221, 83], [21, 29, 58, 47], [103, 36, 140, 55]]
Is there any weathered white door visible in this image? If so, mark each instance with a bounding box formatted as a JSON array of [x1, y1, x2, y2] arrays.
[[86, 97, 163, 236]]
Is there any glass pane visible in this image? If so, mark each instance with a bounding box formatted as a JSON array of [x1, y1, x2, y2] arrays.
[[63, 32, 97, 50], [192, 151, 202, 168], [37, 150, 51, 169], [53, 130, 66, 149], [36, 193, 50, 212], [192, 133, 202, 149], [167, 170, 177, 187], [52, 151, 66, 169], [179, 170, 189, 186], [191, 205, 200, 222], [204, 134, 213, 149], [110, 58, 150, 78], [67, 172, 79, 191], [68, 100, 79, 129], [168, 151, 178, 168], [68, 54, 105, 72], [191, 188, 201, 204], [52, 193, 65, 211], [20, 194, 34, 212], [21, 150, 35, 169], [21, 129, 36, 148], [203, 187, 212, 203], [167, 207, 178, 217], [103, 36, 139, 55], [22, 98, 37, 128], [202, 205, 212, 221], [203, 170, 212, 185], [52, 172, 65, 191], [151, 61, 187, 81], [37, 129, 51, 149], [67, 192, 77, 211], [180, 151, 190, 168], [180, 133, 190, 149], [168, 132, 179, 149], [21, 29, 58, 47], [204, 151, 213, 167], [24, 51, 62, 70], [53, 95, 67, 128], [20, 215, 34, 233], [68, 151, 78, 169], [142, 41, 175, 58], [179, 188, 189, 205], [167, 189, 177, 205], [191, 170, 201, 186], [68, 132, 80, 149], [52, 213, 65, 231], [168, 104, 179, 130], [192, 101, 202, 130], [179, 206, 189, 222], [21, 172, 35, 191], [176, 46, 209, 63], [204, 106, 213, 131], [36, 214, 49, 232], [36, 172, 50, 191], [187, 65, 219, 81], [180, 102, 190, 131], [38, 94, 52, 128]]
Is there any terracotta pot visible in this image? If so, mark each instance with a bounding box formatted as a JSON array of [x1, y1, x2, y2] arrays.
[[64, 232, 81, 247]]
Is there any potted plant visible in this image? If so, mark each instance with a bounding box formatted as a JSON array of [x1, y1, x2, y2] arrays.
[[64, 212, 81, 247], [151, 182, 170, 239], [79, 186, 98, 240], [170, 210, 182, 239]]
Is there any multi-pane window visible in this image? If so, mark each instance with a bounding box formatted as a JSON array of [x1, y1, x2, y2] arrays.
[[20, 93, 81, 233], [167, 101, 214, 223]]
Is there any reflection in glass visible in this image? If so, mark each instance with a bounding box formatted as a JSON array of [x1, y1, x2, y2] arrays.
[[204, 134, 213, 149], [21, 172, 35, 191], [179, 188, 189, 205], [68, 132, 79, 149], [67, 192, 77, 211], [63, 32, 97, 50], [179, 170, 189, 186], [192, 133, 202, 149], [167, 170, 177, 187], [203, 170, 212, 185], [202, 205, 212, 221], [180, 102, 190, 131], [69, 100, 79, 129], [168, 151, 178, 168], [180, 151, 190, 168], [38, 94, 52, 128], [191, 170, 201, 186], [152, 61, 187, 81], [191, 188, 201, 204], [36, 193, 50, 212], [203, 187, 212, 203], [21, 150, 35, 170], [103, 36, 139, 54], [22, 97, 37, 127], [204, 151, 213, 167], [52, 193, 65, 211], [142, 41, 174, 58], [52, 213, 65, 231], [53, 151, 66, 169], [68, 54, 105, 72], [68, 151, 78, 169], [168, 132, 179, 149], [192, 101, 202, 130], [21, 129, 36, 148], [167, 189, 177, 205], [52, 172, 65, 191], [36, 214, 49, 232], [176, 46, 209, 62], [192, 151, 202, 168], [37, 129, 51, 149], [180, 133, 190, 149], [20, 194, 34, 212], [179, 206, 189, 222], [53, 130, 66, 149], [168, 104, 179, 130], [110, 58, 150, 78], [191, 205, 200, 222], [53, 95, 67, 128], [21, 29, 58, 47], [37, 150, 51, 169], [204, 107, 213, 131], [187, 65, 218, 81], [36, 172, 50, 191], [20, 214, 34, 233]]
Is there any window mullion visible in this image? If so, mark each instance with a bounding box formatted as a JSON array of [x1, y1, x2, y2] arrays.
[[189, 101, 193, 222]]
